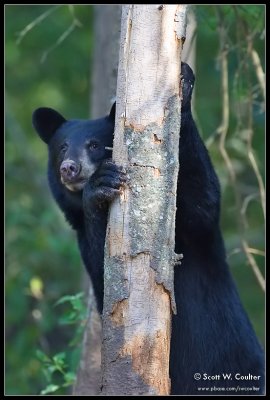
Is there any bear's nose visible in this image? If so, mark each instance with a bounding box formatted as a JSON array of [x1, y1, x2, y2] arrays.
[[60, 160, 80, 181]]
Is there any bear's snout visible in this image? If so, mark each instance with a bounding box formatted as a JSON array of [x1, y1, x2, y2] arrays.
[[60, 160, 81, 181]]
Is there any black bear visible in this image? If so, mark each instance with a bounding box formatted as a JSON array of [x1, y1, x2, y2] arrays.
[[33, 62, 264, 395]]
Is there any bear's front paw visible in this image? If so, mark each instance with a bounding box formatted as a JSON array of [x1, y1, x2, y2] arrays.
[[83, 159, 127, 206]]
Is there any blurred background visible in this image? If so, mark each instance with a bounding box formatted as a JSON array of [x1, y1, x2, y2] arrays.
[[5, 5, 265, 395]]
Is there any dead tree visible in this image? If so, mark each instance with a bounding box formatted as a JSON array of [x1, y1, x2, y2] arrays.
[[101, 5, 187, 395]]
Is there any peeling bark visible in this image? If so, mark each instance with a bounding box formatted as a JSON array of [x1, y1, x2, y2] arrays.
[[102, 5, 187, 395]]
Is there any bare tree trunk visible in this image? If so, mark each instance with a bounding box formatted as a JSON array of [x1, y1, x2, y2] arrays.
[[90, 5, 121, 118], [73, 5, 121, 395], [101, 5, 187, 396], [72, 282, 102, 395]]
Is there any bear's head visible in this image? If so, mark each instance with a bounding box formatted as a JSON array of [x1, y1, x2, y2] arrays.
[[32, 104, 115, 192]]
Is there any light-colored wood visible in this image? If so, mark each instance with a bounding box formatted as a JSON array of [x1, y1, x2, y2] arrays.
[[102, 5, 187, 395]]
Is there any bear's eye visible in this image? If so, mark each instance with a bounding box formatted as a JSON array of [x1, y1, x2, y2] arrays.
[[88, 141, 99, 150], [60, 143, 68, 153]]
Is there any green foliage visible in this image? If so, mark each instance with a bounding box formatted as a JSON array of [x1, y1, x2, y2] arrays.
[[36, 350, 74, 395], [36, 292, 87, 395], [55, 292, 88, 346], [194, 5, 265, 342], [5, 5, 93, 395]]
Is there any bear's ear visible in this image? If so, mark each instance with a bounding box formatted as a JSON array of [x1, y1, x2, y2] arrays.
[[108, 102, 116, 122], [32, 107, 66, 144]]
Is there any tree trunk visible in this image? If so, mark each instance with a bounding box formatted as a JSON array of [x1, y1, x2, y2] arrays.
[[90, 5, 122, 118], [101, 5, 187, 396], [73, 5, 121, 395], [72, 282, 102, 395]]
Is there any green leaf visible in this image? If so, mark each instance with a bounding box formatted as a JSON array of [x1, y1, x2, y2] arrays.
[[36, 349, 51, 363], [64, 371, 76, 384], [52, 352, 66, 362], [52, 352, 67, 371], [54, 292, 84, 306], [59, 311, 78, 325], [70, 297, 85, 311], [41, 384, 60, 395]]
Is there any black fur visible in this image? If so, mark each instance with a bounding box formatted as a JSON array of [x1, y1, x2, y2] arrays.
[[170, 63, 264, 395], [33, 62, 264, 395]]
